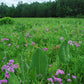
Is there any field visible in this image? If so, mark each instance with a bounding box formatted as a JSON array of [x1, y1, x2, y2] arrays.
[[0, 18, 84, 84]]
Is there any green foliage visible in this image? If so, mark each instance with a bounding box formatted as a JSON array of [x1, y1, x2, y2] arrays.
[[8, 72, 19, 84], [0, 17, 14, 25], [31, 48, 48, 77], [59, 40, 70, 63]]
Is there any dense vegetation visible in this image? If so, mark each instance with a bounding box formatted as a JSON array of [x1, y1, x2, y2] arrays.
[[0, 18, 84, 84], [0, 0, 84, 18]]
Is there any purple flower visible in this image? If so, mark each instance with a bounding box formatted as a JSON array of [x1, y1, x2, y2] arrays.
[[4, 38, 9, 41], [48, 65, 52, 67], [25, 33, 29, 37], [52, 76, 62, 83], [68, 40, 73, 45], [75, 43, 80, 47], [8, 43, 11, 46], [67, 73, 70, 75], [31, 42, 35, 45], [5, 72, 9, 78], [29, 36, 32, 38], [45, 28, 49, 31], [47, 78, 53, 83], [0, 79, 7, 84], [9, 60, 14, 63], [3, 57, 6, 60], [79, 41, 82, 44], [67, 79, 71, 81], [72, 75, 76, 79], [60, 37, 64, 40], [55, 69, 64, 76], [44, 37, 46, 39], [43, 48, 48, 51], [24, 44, 27, 46], [55, 31, 57, 32]]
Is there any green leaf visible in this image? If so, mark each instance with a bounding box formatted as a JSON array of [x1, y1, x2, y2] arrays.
[[8, 72, 19, 84], [59, 40, 70, 63], [31, 48, 48, 77]]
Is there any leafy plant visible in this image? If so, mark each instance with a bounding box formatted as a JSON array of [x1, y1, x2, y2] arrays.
[[59, 40, 70, 63], [0, 17, 14, 25], [31, 48, 48, 77]]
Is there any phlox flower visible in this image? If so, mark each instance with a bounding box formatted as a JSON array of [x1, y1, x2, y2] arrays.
[[47, 78, 54, 84], [31, 42, 35, 45], [55, 69, 64, 76], [72, 75, 76, 79], [43, 48, 48, 51], [60, 37, 64, 40], [67, 79, 71, 81]]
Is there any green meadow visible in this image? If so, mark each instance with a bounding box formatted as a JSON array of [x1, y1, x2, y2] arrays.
[[0, 18, 84, 84]]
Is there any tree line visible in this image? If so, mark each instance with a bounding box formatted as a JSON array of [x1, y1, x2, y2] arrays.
[[0, 0, 84, 18]]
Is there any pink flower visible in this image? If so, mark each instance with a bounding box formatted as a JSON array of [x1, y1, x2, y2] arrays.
[[0, 79, 7, 84], [29, 36, 32, 38], [52, 76, 62, 83], [75, 43, 80, 47], [55, 69, 64, 76], [67, 79, 71, 81], [56, 45, 59, 48], [24, 44, 27, 46], [44, 37, 46, 39], [72, 75, 76, 79], [48, 65, 52, 67], [45, 28, 49, 31], [47, 78, 53, 83], [5, 72, 9, 78], [31, 42, 35, 45], [8, 43, 11, 46], [43, 48, 48, 51], [60, 37, 64, 40], [68, 40, 73, 45]]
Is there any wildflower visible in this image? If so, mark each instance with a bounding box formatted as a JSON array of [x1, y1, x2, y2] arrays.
[[25, 33, 29, 37], [0, 79, 7, 84], [75, 43, 80, 47], [67, 73, 70, 75], [56, 45, 59, 48], [24, 44, 27, 46], [3, 57, 6, 60], [44, 37, 46, 39], [48, 65, 52, 67], [55, 69, 64, 76], [60, 37, 64, 40], [29, 36, 32, 38], [68, 40, 73, 45], [45, 28, 49, 31], [47, 78, 53, 84], [5, 72, 9, 78], [31, 42, 35, 45], [55, 31, 57, 32], [72, 75, 76, 79], [9, 60, 14, 63], [79, 41, 82, 44], [16, 45, 19, 48], [52, 76, 62, 84], [43, 48, 48, 51], [8, 43, 11, 46], [67, 79, 71, 81]]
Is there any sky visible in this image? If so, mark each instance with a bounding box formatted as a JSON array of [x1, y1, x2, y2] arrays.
[[0, 0, 55, 6]]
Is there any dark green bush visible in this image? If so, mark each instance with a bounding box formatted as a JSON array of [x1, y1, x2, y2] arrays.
[[0, 17, 14, 25]]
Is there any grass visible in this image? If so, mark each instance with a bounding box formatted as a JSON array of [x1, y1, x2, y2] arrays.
[[0, 18, 84, 84]]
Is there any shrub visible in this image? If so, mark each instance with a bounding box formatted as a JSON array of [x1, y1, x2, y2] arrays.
[[0, 17, 14, 25]]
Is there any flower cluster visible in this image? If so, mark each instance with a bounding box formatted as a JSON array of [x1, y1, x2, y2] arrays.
[[0, 59, 18, 84], [1, 38, 9, 41], [47, 69, 76, 84], [68, 40, 82, 47]]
